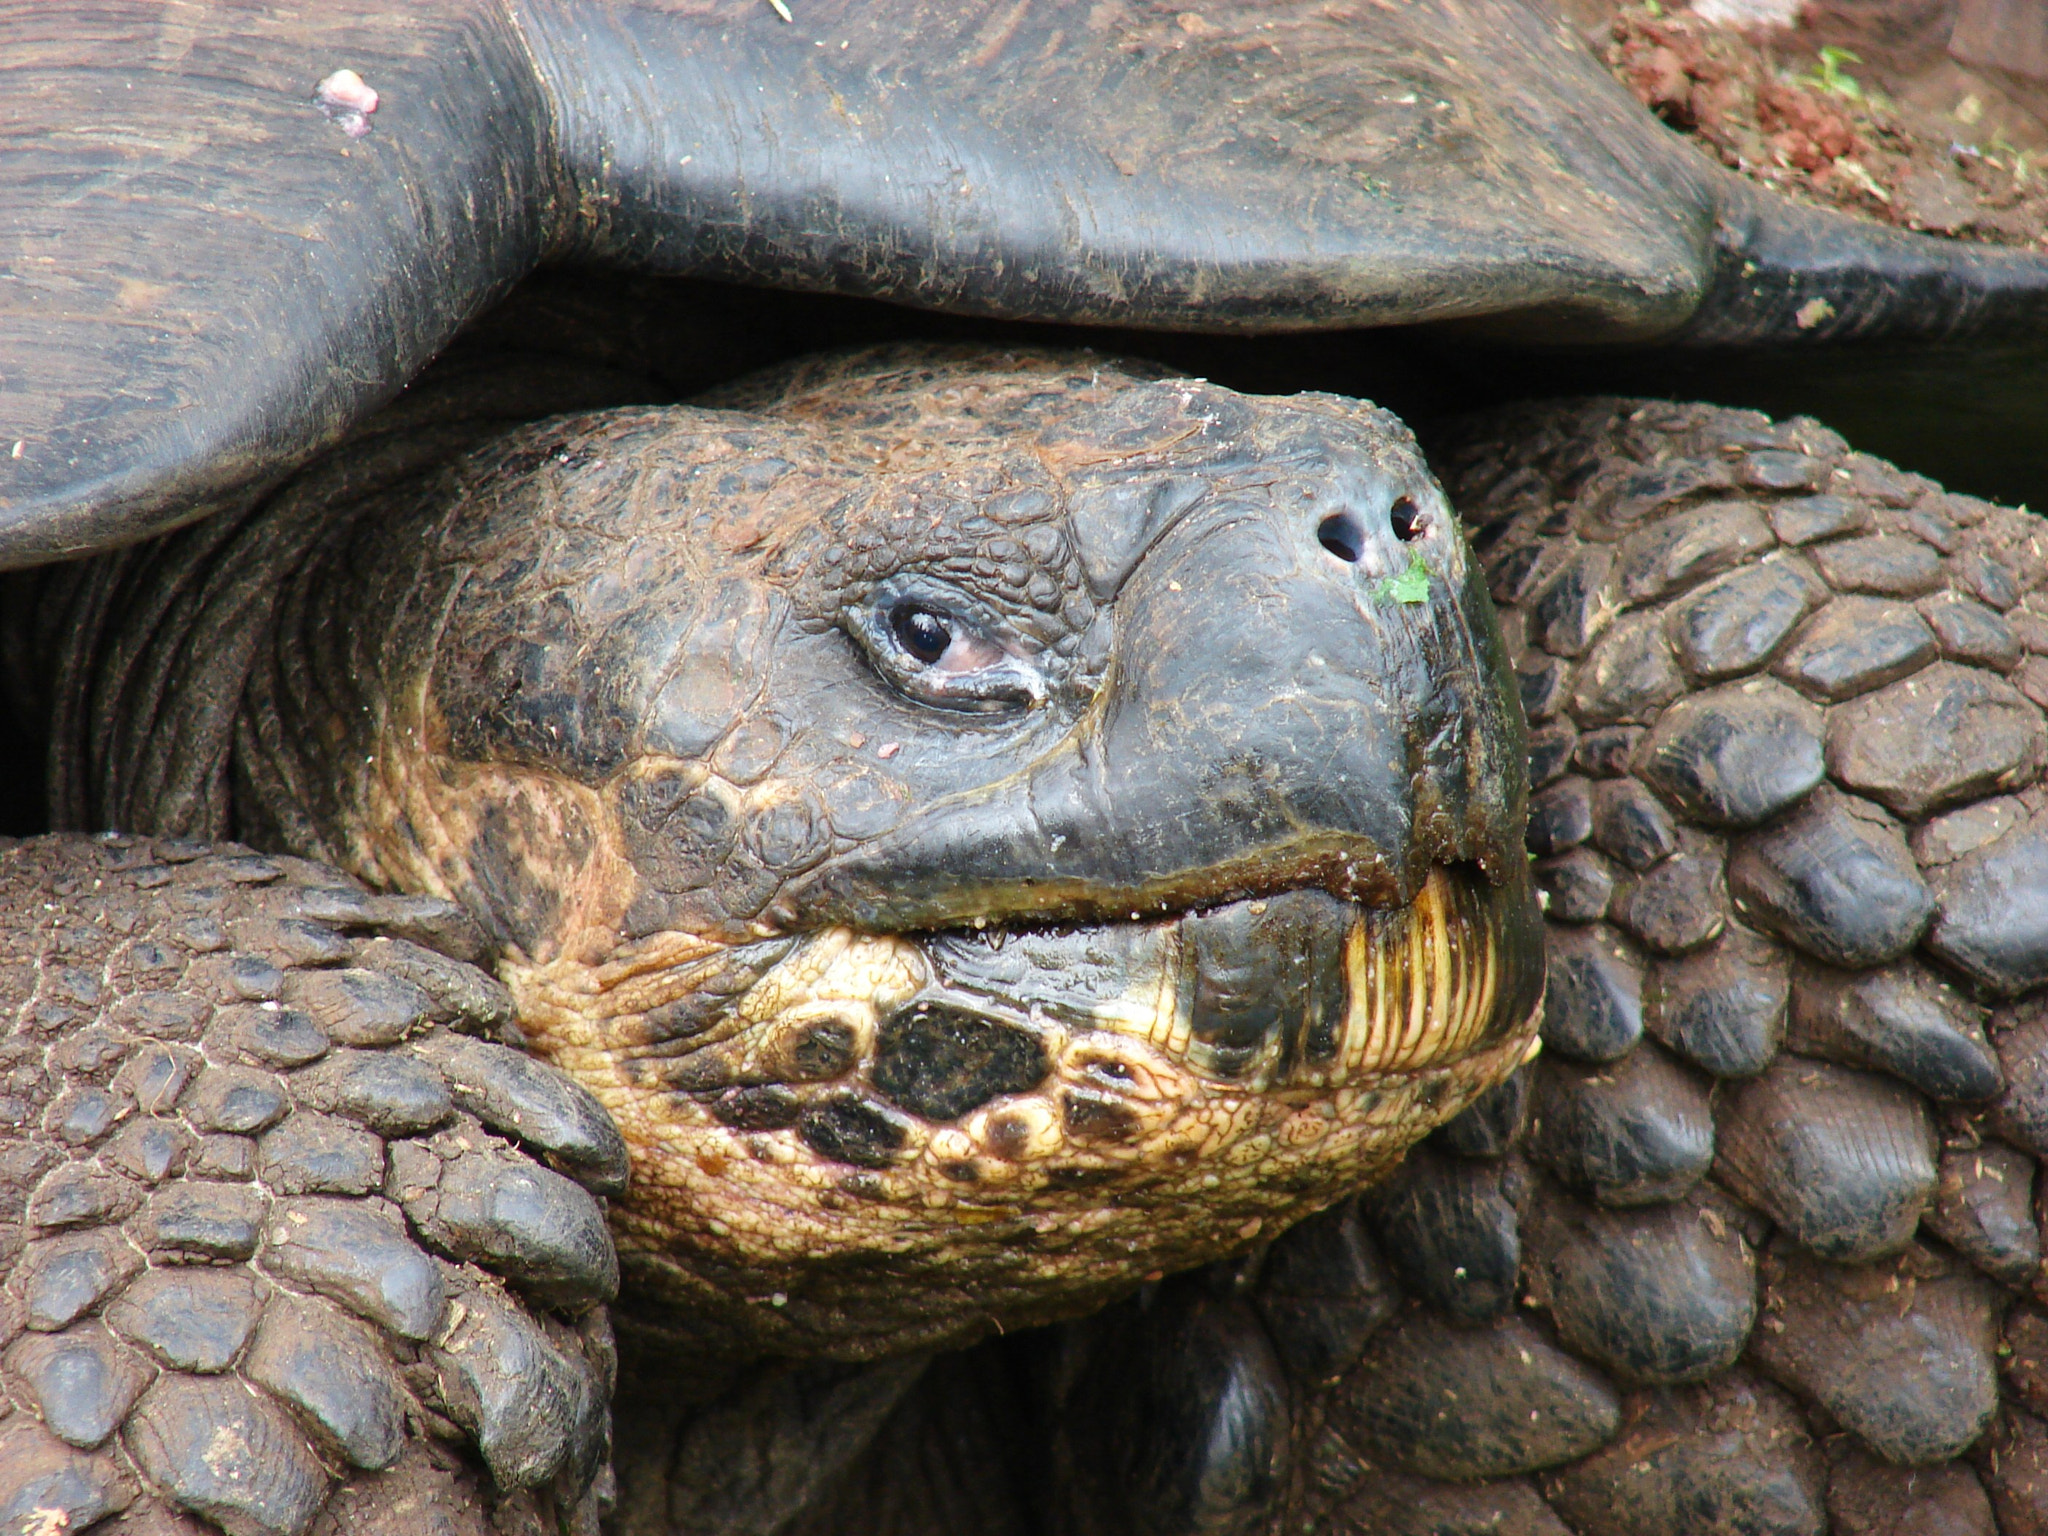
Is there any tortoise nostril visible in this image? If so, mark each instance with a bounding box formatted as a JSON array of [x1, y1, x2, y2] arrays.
[[1389, 495, 1428, 542], [1317, 512, 1365, 563]]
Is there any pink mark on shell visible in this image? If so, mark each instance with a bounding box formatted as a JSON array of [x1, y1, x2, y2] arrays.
[[315, 69, 379, 138]]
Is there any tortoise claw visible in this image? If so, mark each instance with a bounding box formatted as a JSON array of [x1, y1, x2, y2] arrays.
[[430, 1278, 612, 1493], [419, 1033, 631, 1195], [397, 1139, 620, 1310]]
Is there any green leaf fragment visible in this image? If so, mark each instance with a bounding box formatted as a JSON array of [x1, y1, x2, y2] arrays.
[[1379, 552, 1432, 605], [1799, 46, 1864, 101]]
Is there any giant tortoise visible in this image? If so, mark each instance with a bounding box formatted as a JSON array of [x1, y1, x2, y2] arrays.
[[5, 3, 2048, 1534]]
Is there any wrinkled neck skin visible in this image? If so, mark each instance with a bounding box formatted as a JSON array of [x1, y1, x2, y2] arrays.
[[24, 348, 1545, 1362]]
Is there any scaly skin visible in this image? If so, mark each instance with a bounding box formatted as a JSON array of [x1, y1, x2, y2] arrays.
[[0, 834, 618, 1536], [25, 377, 2046, 1536]]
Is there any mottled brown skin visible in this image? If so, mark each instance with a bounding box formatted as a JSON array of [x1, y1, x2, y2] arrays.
[[21, 349, 1542, 1362]]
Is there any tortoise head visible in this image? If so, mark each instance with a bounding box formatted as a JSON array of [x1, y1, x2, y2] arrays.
[[285, 350, 1543, 1359]]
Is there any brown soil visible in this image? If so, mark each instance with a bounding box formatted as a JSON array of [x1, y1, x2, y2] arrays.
[[1558, 0, 2048, 247]]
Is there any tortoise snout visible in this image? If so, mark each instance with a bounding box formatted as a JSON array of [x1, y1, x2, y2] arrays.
[[1072, 473, 1515, 901], [784, 456, 1527, 932]]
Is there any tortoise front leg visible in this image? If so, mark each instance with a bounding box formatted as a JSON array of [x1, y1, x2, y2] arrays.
[[0, 835, 621, 1536]]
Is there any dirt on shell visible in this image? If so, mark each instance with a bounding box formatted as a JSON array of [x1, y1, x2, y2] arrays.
[[1563, 0, 2048, 248]]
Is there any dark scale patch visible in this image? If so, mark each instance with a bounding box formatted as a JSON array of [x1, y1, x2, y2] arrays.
[[799, 1096, 909, 1167], [784, 1019, 858, 1080], [986, 1112, 1039, 1161], [711, 1085, 803, 1131], [1063, 1090, 1140, 1143], [464, 799, 577, 954], [641, 992, 732, 1044], [871, 1004, 1048, 1120], [654, 1051, 741, 1093]]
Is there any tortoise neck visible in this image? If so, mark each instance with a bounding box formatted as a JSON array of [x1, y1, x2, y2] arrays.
[[20, 417, 486, 852], [17, 487, 352, 846], [16, 354, 671, 853]]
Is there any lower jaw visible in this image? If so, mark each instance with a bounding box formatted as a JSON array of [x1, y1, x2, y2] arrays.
[[512, 863, 1546, 1361]]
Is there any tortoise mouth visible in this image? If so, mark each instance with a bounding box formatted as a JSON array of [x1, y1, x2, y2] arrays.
[[573, 859, 1543, 1119], [911, 861, 1545, 1093]]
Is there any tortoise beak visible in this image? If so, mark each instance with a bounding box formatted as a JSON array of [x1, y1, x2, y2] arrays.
[[915, 871, 1544, 1090], [781, 466, 1529, 933]]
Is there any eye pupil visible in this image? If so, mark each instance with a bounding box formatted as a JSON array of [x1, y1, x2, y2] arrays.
[[892, 605, 952, 664]]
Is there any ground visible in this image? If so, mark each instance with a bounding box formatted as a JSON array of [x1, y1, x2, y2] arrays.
[[1567, 0, 2048, 247]]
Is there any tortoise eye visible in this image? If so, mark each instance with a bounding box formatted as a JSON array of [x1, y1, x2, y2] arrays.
[[884, 599, 1006, 677], [891, 605, 953, 665], [852, 583, 1049, 713]]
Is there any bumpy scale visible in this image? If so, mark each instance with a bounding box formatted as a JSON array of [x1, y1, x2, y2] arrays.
[[0, 837, 622, 1536]]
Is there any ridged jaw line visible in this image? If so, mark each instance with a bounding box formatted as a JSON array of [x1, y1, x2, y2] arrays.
[[909, 864, 1545, 1090]]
